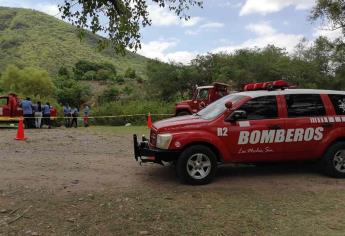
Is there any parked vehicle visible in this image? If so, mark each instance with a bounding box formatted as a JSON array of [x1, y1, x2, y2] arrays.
[[0, 93, 22, 121], [0, 93, 58, 123], [174, 82, 230, 116], [134, 81, 345, 184]]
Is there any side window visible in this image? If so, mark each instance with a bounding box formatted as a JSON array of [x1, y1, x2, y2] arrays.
[[0, 98, 8, 106], [239, 96, 278, 120], [285, 94, 326, 117], [197, 89, 209, 100], [329, 94, 345, 115]]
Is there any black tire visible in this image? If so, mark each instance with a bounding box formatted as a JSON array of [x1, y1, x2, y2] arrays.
[[176, 111, 190, 116], [321, 141, 345, 178], [176, 145, 217, 185]]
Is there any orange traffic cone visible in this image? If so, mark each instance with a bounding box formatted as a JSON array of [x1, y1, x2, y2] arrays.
[[15, 118, 27, 141], [147, 113, 152, 129]]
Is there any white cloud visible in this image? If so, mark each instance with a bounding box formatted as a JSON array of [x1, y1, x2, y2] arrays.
[[240, 0, 315, 16], [138, 39, 178, 60], [200, 22, 224, 29], [213, 22, 303, 53], [218, 1, 242, 9], [165, 51, 197, 64], [246, 22, 276, 35], [148, 5, 180, 26], [185, 21, 224, 35], [181, 17, 203, 27], [35, 4, 59, 16], [137, 39, 196, 64], [313, 24, 343, 41], [148, 4, 202, 27], [0, 0, 59, 16]]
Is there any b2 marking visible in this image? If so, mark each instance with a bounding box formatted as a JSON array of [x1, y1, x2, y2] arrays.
[[217, 127, 228, 137]]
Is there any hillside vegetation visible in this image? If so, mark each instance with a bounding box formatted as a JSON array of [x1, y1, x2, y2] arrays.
[[0, 7, 150, 78]]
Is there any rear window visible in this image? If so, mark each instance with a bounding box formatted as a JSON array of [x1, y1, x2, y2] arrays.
[[329, 94, 345, 115], [285, 94, 326, 117]]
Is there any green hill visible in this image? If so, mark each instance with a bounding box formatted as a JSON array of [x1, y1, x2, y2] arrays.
[[0, 7, 150, 78]]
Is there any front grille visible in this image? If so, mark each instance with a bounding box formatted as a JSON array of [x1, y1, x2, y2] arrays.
[[150, 129, 157, 147]]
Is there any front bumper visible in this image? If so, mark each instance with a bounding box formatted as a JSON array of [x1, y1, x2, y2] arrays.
[[133, 134, 179, 165]]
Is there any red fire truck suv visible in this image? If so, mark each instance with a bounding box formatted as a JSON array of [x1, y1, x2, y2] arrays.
[[134, 83, 345, 185]]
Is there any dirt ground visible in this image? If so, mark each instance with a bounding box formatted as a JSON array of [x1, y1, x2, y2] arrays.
[[1, 127, 345, 236]]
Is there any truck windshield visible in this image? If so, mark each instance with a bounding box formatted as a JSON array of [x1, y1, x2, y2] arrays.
[[196, 94, 244, 120]]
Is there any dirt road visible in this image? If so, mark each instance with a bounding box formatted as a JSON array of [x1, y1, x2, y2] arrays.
[[1, 127, 345, 235]]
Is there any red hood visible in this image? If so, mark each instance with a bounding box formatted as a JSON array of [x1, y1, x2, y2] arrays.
[[153, 115, 208, 133]]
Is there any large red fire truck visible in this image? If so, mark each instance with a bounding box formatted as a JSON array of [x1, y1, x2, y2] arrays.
[[174, 82, 230, 116], [0, 93, 22, 121], [134, 81, 345, 184], [0, 93, 57, 122]]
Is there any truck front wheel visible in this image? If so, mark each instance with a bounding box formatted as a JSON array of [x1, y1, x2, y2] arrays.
[[321, 141, 345, 178], [176, 145, 217, 185]]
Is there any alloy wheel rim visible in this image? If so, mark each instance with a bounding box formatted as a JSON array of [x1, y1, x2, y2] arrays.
[[186, 153, 211, 180], [333, 150, 345, 173]]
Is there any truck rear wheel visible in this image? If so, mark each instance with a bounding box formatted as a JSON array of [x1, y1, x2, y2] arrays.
[[321, 141, 345, 178], [176, 111, 190, 116], [176, 145, 217, 185]]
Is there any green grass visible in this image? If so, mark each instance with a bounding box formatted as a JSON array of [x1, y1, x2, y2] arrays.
[[0, 7, 150, 78]]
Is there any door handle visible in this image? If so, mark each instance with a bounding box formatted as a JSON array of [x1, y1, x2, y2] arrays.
[[322, 123, 333, 128], [268, 125, 282, 130]]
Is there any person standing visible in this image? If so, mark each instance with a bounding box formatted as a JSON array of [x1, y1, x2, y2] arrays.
[[43, 102, 51, 129], [63, 104, 72, 128], [21, 97, 33, 129], [71, 107, 79, 128], [83, 105, 90, 127], [34, 101, 43, 128]]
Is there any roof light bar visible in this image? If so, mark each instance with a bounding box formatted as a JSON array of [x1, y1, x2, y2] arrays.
[[242, 80, 290, 91]]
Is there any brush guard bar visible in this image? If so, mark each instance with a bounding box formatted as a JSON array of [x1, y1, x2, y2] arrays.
[[133, 134, 179, 165]]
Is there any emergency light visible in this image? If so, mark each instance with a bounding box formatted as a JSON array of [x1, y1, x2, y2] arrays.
[[242, 80, 290, 91]]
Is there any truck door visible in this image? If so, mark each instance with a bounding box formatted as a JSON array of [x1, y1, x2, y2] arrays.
[[0, 97, 10, 117], [224, 95, 285, 162], [192, 88, 209, 112], [281, 94, 331, 160]]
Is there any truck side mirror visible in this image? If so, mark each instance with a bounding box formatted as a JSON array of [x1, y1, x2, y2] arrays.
[[227, 110, 247, 122], [225, 101, 233, 110]]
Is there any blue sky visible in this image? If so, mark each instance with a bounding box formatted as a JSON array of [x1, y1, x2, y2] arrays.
[[0, 0, 341, 63]]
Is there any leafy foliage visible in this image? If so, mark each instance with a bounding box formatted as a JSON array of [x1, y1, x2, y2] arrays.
[[74, 60, 117, 80], [54, 72, 92, 107], [0, 65, 56, 98], [98, 87, 121, 104], [59, 0, 203, 53], [147, 42, 345, 102], [311, 0, 345, 37], [124, 67, 136, 79]]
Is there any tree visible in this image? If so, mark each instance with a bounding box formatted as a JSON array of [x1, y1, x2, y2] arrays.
[[0, 65, 56, 98], [59, 0, 203, 53], [54, 75, 92, 107], [98, 87, 120, 104], [310, 0, 345, 38], [125, 67, 136, 79]]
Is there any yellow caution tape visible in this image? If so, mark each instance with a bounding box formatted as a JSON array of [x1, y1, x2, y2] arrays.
[[0, 114, 174, 120]]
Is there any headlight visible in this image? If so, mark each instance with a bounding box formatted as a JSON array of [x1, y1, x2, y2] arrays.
[[156, 133, 172, 149]]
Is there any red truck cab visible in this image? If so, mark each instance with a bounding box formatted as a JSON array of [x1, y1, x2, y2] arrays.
[[0, 93, 22, 121], [134, 84, 345, 185], [175, 82, 230, 116]]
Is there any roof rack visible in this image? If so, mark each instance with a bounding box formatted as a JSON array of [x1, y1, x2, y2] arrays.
[[242, 80, 290, 91]]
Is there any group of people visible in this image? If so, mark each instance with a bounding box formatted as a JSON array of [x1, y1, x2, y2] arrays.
[[63, 104, 91, 128], [21, 98, 53, 129]]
